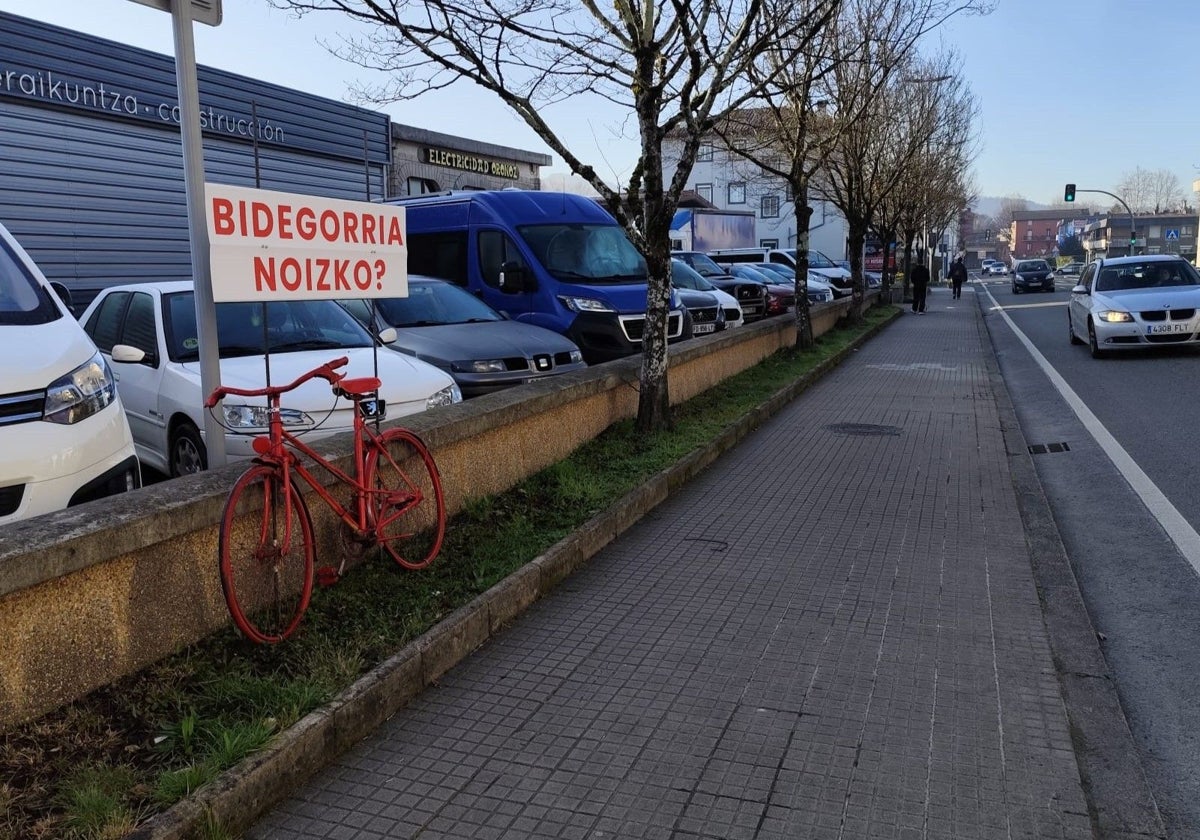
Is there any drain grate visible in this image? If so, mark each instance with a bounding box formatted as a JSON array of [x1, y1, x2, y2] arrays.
[[1028, 442, 1071, 455], [825, 423, 903, 437]]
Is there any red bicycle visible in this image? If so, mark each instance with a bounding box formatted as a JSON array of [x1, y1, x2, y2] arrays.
[[205, 357, 445, 644]]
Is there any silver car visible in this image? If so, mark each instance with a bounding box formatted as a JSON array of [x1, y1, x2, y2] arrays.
[[1068, 255, 1200, 358], [340, 276, 586, 397]]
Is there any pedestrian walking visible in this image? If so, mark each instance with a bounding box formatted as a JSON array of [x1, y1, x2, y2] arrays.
[[910, 262, 930, 313], [949, 256, 968, 300]]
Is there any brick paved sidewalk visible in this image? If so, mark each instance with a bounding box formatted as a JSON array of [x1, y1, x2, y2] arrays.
[[249, 288, 1094, 839]]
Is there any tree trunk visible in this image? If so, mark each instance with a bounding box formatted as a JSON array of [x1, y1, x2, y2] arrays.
[[846, 218, 868, 325], [791, 184, 815, 350], [636, 244, 673, 433]]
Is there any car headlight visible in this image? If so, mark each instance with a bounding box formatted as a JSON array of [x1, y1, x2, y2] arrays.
[[426, 383, 463, 408], [569, 350, 584, 364], [558, 295, 615, 313], [1098, 310, 1133, 323], [454, 359, 507, 374], [222, 405, 312, 430], [44, 351, 118, 425]]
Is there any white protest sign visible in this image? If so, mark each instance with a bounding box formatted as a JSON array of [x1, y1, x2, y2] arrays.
[[206, 183, 407, 302]]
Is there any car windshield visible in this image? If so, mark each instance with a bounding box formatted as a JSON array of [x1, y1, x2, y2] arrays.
[[754, 263, 796, 281], [373, 281, 503, 327], [1017, 261, 1049, 272], [729, 265, 772, 284], [164, 293, 373, 362], [519, 223, 648, 284], [1094, 260, 1200, 292], [807, 251, 836, 269], [0, 236, 61, 326], [675, 252, 731, 279], [670, 260, 717, 292]]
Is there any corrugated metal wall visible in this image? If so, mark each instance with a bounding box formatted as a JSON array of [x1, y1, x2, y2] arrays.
[[0, 11, 391, 309]]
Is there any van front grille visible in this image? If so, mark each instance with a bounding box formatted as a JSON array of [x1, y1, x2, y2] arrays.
[[0, 390, 45, 426]]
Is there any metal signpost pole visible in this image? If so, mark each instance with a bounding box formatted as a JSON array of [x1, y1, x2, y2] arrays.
[[169, 0, 226, 467]]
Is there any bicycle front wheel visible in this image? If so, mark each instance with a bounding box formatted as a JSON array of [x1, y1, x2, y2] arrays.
[[365, 428, 446, 570], [219, 465, 315, 644]]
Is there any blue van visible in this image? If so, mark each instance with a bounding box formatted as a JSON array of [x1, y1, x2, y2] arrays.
[[389, 190, 689, 363]]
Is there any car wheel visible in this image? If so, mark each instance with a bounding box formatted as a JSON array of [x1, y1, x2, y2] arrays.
[[1012, 284, 1019, 294], [170, 421, 208, 477], [1068, 312, 1083, 345], [1087, 320, 1107, 359]]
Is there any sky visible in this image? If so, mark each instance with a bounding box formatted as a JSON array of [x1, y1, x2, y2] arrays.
[[3, 0, 1199, 209]]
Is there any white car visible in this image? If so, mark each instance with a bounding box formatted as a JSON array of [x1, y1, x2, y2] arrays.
[[79, 281, 462, 477], [982, 260, 1007, 276], [1068, 255, 1200, 358], [0, 222, 140, 523]]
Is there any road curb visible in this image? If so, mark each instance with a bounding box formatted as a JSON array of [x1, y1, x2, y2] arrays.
[[130, 309, 901, 840], [975, 294, 1167, 839]]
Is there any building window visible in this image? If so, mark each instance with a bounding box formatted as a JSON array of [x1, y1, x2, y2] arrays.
[[697, 143, 713, 162], [784, 184, 793, 201], [407, 176, 440, 195], [695, 183, 713, 203], [1182, 225, 1194, 236], [761, 195, 780, 218], [761, 239, 779, 248], [1025, 231, 1032, 242], [1149, 225, 1161, 239], [728, 182, 746, 205]]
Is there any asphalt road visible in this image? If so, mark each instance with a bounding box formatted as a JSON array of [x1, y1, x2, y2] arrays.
[[972, 274, 1200, 839]]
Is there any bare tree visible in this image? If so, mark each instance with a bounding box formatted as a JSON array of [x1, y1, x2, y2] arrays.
[[708, 0, 990, 346], [1115, 167, 1185, 213], [270, 0, 836, 432]]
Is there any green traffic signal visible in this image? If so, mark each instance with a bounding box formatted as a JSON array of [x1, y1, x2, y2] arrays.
[[1064, 183, 1076, 202]]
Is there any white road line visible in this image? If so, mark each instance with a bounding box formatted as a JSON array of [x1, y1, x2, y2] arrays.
[[980, 284, 1200, 578]]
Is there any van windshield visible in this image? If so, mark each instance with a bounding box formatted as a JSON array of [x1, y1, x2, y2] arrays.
[[518, 224, 648, 284], [0, 237, 62, 326]]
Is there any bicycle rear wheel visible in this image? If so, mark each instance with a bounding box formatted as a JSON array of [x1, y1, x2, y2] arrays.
[[219, 465, 315, 644], [365, 428, 445, 570]]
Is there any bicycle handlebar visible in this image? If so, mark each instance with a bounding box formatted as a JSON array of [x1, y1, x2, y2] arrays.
[[204, 356, 349, 407]]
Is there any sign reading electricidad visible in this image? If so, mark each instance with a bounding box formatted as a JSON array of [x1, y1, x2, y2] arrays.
[[425, 147, 520, 180], [206, 184, 407, 303]]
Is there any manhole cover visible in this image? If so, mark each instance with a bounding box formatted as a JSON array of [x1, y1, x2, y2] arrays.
[[825, 423, 903, 437]]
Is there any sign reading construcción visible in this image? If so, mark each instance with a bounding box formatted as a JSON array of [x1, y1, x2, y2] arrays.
[[206, 184, 407, 303], [426, 147, 520, 180]]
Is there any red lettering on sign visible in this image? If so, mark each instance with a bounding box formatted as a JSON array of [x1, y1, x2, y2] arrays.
[[211, 198, 234, 236], [342, 212, 359, 243], [277, 204, 293, 240], [296, 207, 316, 241], [387, 216, 403, 245], [252, 202, 274, 237]]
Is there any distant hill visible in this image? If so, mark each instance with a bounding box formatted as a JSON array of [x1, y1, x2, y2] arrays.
[[972, 196, 1049, 218]]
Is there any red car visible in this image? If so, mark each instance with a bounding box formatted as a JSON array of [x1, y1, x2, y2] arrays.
[[723, 263, 795, 316]]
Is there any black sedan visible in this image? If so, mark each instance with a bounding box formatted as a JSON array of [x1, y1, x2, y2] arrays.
[[671, 251, 768, 322]]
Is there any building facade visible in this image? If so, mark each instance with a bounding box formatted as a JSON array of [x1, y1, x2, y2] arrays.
[[390, 124, 550, 196], [1081, 214, 1197, 262], [662, 135, 848, 260], [1008, 209, 1087, 260], [0, 11, 552, 308]]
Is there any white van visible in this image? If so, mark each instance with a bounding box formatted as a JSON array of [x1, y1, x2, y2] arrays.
[[0, 221, 140, 523]]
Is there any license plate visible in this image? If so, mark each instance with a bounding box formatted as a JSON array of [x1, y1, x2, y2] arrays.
[[693, 323, 716, 334], [742, 306, 761, 316], [1147, 322, 1192, 335]]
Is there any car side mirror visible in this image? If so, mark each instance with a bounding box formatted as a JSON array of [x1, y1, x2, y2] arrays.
[[498, 261, 533, 294], [377, 327, 398, 344], [1071, 284, 1088, 295], [49, 281, 73, 313], [111, 343, 152, 366]]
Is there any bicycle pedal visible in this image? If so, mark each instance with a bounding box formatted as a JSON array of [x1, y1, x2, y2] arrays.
[[315, 566, 341, 587]]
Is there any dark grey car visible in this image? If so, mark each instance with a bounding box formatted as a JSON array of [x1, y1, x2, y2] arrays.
[[340, 276, 586, 398]]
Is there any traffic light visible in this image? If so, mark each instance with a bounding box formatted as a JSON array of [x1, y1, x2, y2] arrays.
[[1064, 183, 1076, 202]]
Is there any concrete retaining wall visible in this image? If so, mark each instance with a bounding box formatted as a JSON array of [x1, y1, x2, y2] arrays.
[[0, 299, 861, 728]]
